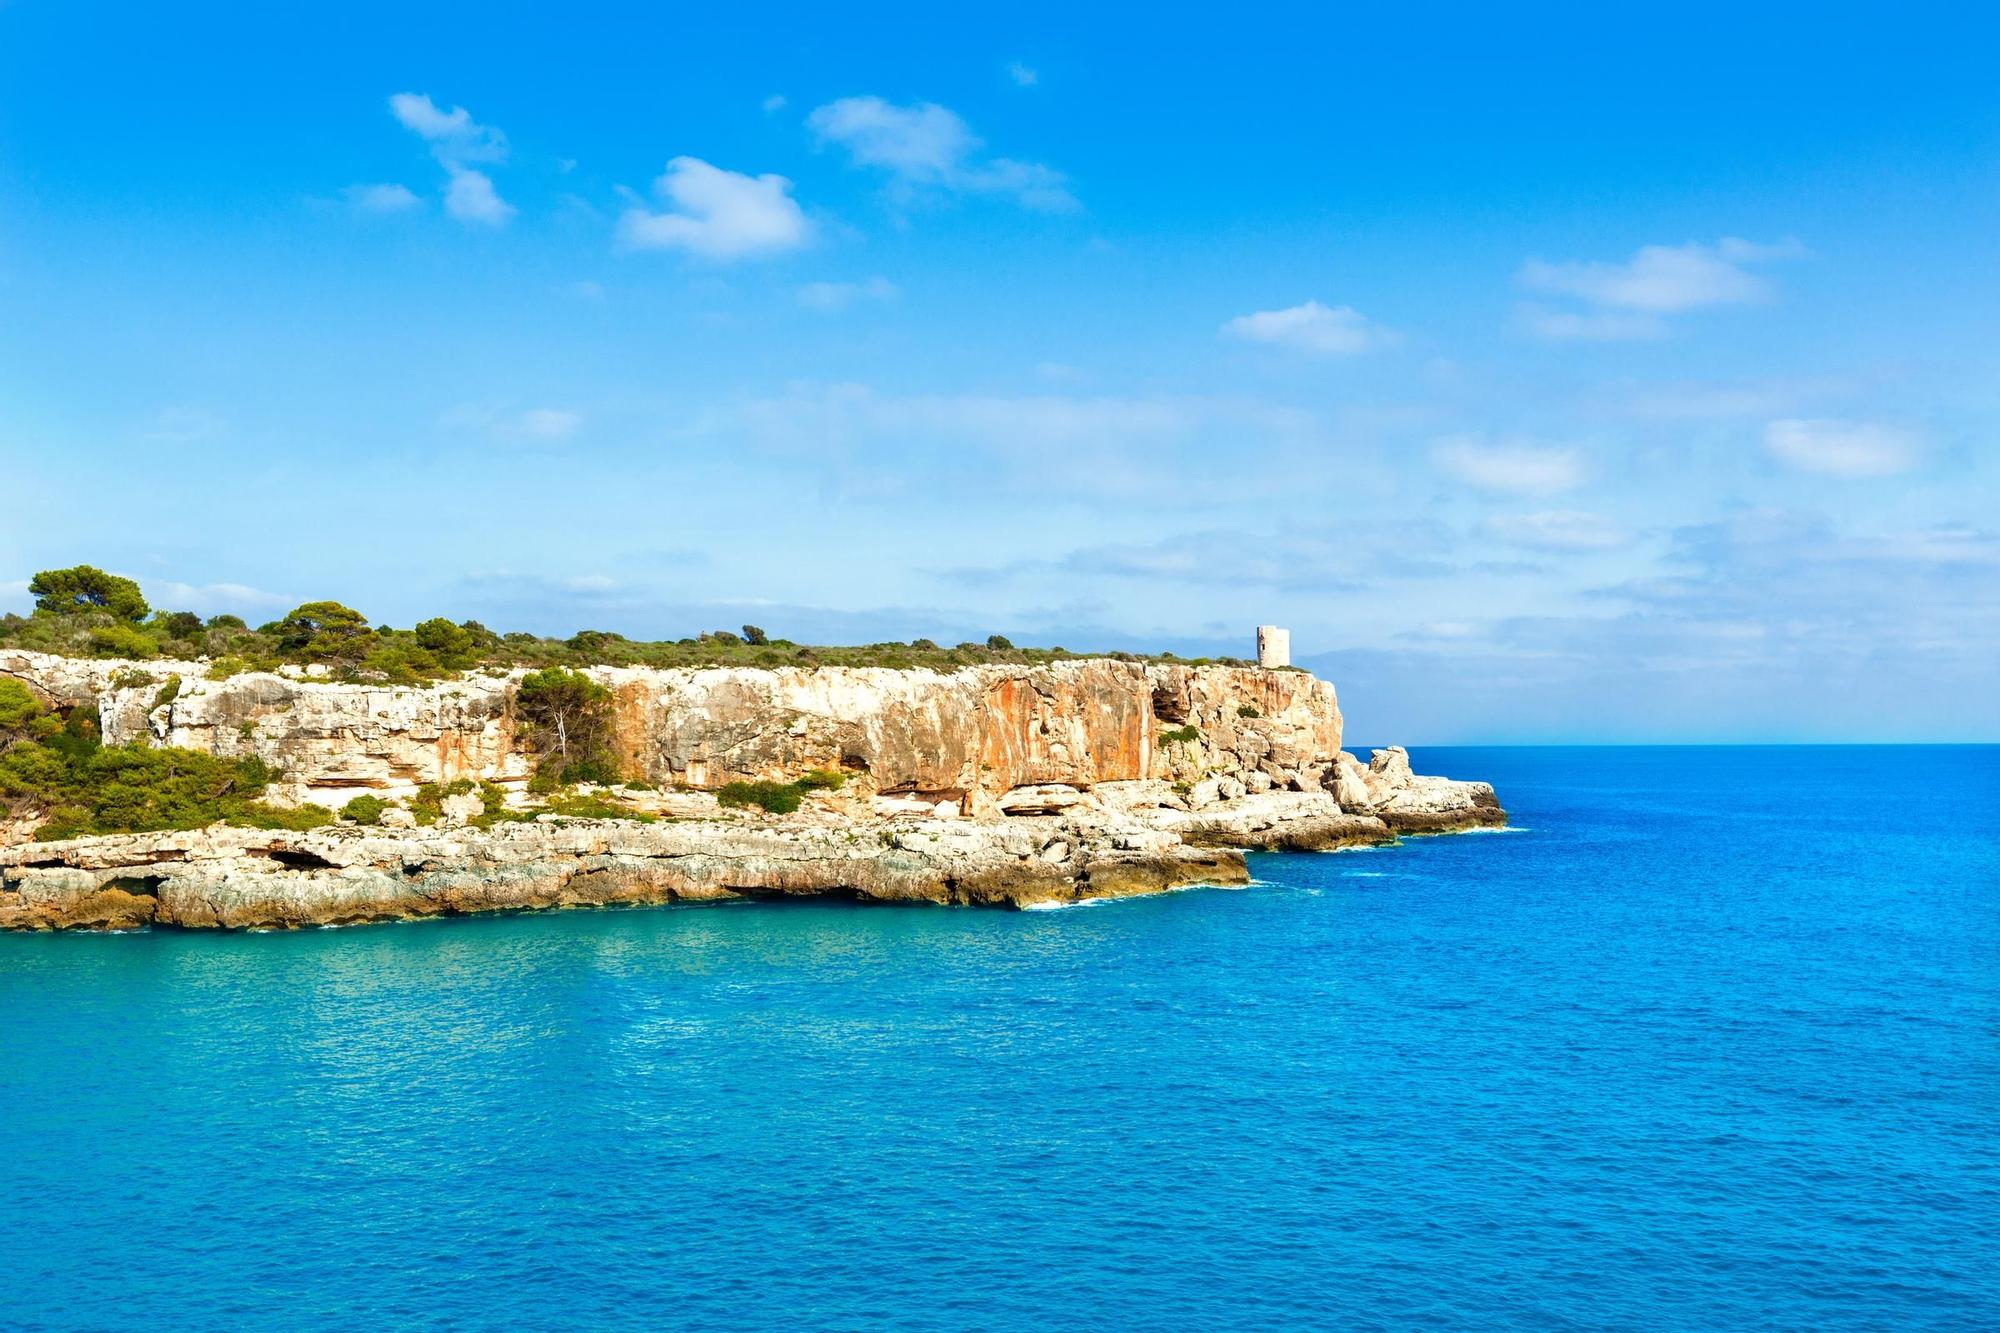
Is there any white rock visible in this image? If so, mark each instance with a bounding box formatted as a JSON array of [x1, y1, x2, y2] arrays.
[[440, 792, 485, 826]]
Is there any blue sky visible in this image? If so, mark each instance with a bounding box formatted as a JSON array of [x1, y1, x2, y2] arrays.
[[2, 2, 1995, 742]]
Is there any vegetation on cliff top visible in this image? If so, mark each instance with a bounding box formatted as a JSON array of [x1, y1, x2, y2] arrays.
[[1, 564, 1256, 684]]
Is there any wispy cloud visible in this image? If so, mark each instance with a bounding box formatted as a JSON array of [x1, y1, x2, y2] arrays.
[[444, 405, 583, 443], [1221, 300, 1396, 356], [797, 276, 898, 311], [343, 182, 422, 215], [1765, 418, 1922, 477], [807, 96, 1076, 211], [1514, 307, 1666, 342], [685, 383, 1335, 504], [618, 157, 811, 260], [1007, 61, 1039, 87], [1517, 237, 1805, 339], [1433, 437, 1586, 495], [1482, 510, 1629, 550], [152, 580, 292, 614]]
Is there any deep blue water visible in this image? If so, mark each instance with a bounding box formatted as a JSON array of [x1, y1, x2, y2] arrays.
[[2, 746, 1996, 1331]]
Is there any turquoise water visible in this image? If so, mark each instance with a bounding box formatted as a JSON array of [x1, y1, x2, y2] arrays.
[[3, 746, 1996, 1330]]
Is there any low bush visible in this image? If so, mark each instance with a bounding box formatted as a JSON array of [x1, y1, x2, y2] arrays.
[[539, 791, 656, 823], [1159, 725, 1201, 745], [717, 780, 804, 815], [1237, 704, 1262, 719], [1, 724, 328, 841], [341, 794, 388, 825], [88, 625, 159, 660]]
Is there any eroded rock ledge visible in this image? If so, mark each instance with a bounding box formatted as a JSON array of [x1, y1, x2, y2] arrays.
[[1, 763, 1503, 931]]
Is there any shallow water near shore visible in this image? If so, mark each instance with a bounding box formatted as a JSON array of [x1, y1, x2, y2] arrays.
[[4, 746, 1996, 1330]]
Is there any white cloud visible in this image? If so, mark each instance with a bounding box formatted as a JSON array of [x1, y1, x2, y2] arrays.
[[797, 276, 899, 311], [388, 92, 508, 165], [762, 94, 788, 113], [385, 93, 515, 225], [343, 182, 422, 215], [1520, 238, 1803, 313], [1007, 61, 1039, 87], [618, 156, 810, 261], [1434, 438, 1586, 495], [1765, 418, 1921, 477], [444, 167, 514, 226], [807, 95, 1076, 211], [1513, 306, 1665, 342], [1517, 238, 1806, 340], [1221, 300, 1395, 356], [1483, 510, 1629, 550]]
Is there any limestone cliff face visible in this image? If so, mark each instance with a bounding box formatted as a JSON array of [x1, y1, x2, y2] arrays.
[[0, 650, 1342, 813]]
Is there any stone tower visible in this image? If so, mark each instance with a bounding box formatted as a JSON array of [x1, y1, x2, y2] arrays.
[[1256, 625, 1291, 669]]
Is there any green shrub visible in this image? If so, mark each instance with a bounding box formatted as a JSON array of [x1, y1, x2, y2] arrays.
[[1237, 704, 1262, 719], [88, 625, 159, 660], [5, 736, 315, 841], [717, 780, 803, 814], [0, 679, 48, 736], [796, 769, 849, 791], [412, 617, 478, 665], [341, 794, 388, 825], [207, 655, 277, 680], [155, 675, 182, 708], [230, 802, 334, 832], [110, 667, 158, 690], [408, 782, 445, 825], [539, 791, 656, 822], [157, 611, 206, 641], [1159, 725, 1201, 745]]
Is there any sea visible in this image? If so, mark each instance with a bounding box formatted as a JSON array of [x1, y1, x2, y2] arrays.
[[2, 746, 1995, 1331]]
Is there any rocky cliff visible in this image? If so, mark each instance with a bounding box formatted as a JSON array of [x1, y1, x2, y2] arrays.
[[0, 649, 1503, 928], [1, 649, 1345, 812]]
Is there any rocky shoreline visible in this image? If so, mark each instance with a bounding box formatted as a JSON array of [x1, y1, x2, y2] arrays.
[[1, 650, 1503, 930], [0, 754, 1502, 930]]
